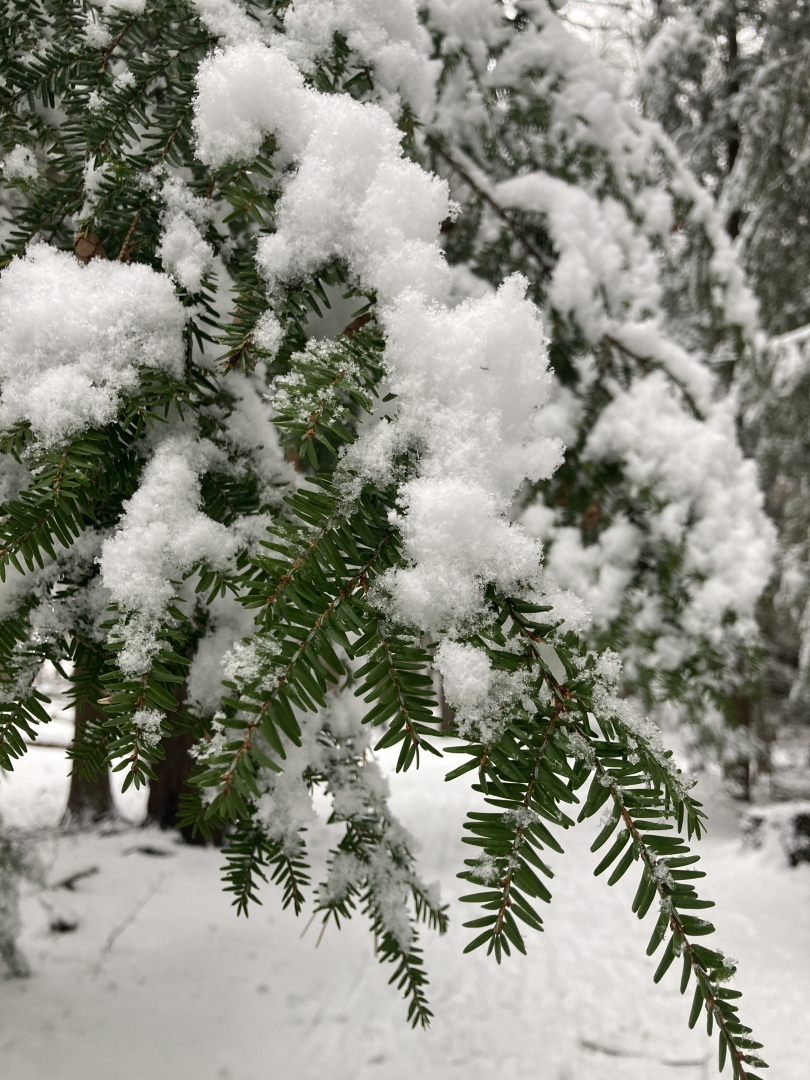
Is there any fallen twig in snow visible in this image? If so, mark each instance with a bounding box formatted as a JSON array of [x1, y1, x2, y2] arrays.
[[91, 875, 165, 977], [579, 1039, 708, 1069], [52, 866, 99, 891]]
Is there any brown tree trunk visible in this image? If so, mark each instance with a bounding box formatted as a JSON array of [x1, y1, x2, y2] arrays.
[[65, 697, 114, 823], [146, 727, 203, 843]]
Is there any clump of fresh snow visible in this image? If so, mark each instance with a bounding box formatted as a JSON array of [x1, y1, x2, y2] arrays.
[[132, 708, 164, 748], [194, 42, 562, 643], [194, 41, 449, 302], [157, 178, 215, 294], [254, 97, 449, 303], [0, 245, 186, 447], [193, 42, 310, 168], [1, 145, 37, 182], [253, 310, 285, 357], [100, 437, 238, 676], [281, 0, 439, 119], [82, 12, 112, 48], [352, 279, 564, 635], [435, 639, 528, 741], [191, 0, 263, 44], [583, 373, 776, 647]]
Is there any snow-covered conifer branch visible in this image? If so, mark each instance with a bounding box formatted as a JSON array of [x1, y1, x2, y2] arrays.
[[0, 0, 768, 1058]]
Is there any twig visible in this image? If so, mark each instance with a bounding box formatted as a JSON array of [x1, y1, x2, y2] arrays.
[[52, 866, 99, 891], [602, 334, 705, 421], [425, 134, 556, 272], [299, 909, 318, 939], [91, 875, 164, 977], [315, 917, 329, 949]]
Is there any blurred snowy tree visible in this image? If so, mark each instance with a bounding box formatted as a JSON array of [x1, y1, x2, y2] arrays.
[[0, 1, 768, 1070], [639, 0, 810, 337], [426, 1, 774, 787], [639, 1, 810, 781]]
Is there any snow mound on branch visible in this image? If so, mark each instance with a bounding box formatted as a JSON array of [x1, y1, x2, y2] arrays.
[[194, 40, 576, 638], [583, 373, 776, 646], [0, 245, 186, 447], [190, 0, 264, 44], [193, 42, 310, 167], [495, 171, 716, 412], [158, 178, 215, 294], [356, 280, 566, 633], [194, 40, 449, 302], [281, 0, 438, 119], [100, 437, 238, 676], [435, 639, 530, 741]]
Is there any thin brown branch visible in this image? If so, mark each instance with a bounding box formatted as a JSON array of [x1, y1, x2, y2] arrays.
[[602, 334, 705, 421], [425, 135, 556, 272]]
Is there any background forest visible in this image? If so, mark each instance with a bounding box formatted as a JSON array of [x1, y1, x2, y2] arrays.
[[0, 2, 807, 1078]]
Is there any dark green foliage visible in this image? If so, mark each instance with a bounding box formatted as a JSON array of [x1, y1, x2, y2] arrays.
[[0, 0, 765, 1061]]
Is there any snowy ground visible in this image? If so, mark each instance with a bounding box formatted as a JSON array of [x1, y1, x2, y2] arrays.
[[0, 705, 807, 1080]]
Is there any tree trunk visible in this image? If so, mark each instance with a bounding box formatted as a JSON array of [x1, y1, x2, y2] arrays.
[[64, 697, 114, 823], [146, 727, 204, 843], [724, 3, 742, 238]]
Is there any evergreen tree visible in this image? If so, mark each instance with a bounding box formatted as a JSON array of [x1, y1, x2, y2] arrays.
[[639, 0, 810, 780], [639, 0, 810, 337], [737, 326, 810, 777], [0, 2, 767, 1073], [425, 1, 774, 787]]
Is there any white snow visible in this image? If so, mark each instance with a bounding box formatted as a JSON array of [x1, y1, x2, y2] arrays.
[[0, 245, 186, 447], [1, 145, 37, 182], [281, 0, 438, 119], [100, 437, 238, 676], [157, 178, 215, 295], [584, 373, 776, 646], [0, 741, 807, 1080]]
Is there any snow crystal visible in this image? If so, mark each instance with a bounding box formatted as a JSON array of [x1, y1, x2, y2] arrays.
[[0, 245, 186, 447], [133, 707, 164, 748], [1, 145, 37, 182], [253, 311, 284, 357], [221, 635, 280, 693], [470, 852, 501, 885], [82, 13, 112, 48]]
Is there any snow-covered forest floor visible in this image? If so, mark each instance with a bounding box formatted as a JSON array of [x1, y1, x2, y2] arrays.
[[0, 680, 807, 1080]]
